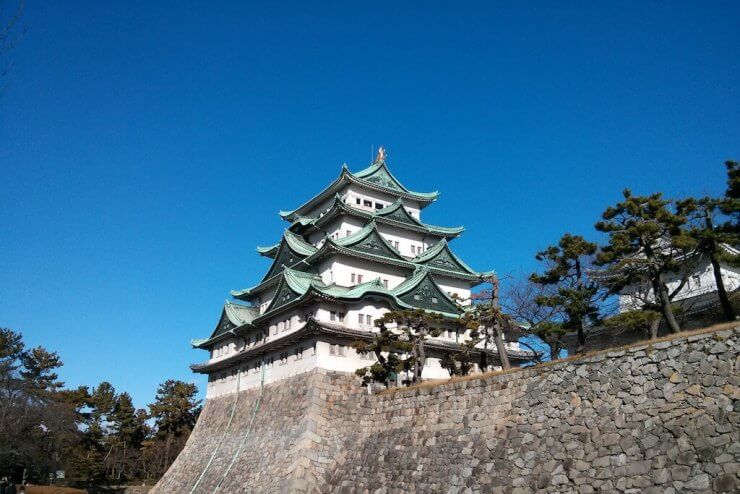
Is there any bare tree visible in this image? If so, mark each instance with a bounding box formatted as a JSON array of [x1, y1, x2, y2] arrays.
[[502, 278, 567, 361]]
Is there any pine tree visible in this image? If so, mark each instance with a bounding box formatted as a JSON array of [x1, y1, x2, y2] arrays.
[[595, 189, 696, 334], [529, 234, 600, 353], [149, 380, 201, 467], [676, 161, 739, 321], [464, 275, 515, 370], [373, 309, 445, 384], [351, 327, 410, 387]]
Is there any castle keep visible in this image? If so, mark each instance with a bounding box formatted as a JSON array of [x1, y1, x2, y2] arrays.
[[191, 148, 530, 397]]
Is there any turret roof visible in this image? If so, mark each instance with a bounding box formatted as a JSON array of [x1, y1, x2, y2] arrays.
[[252, 266, 463, 323], [233, 229, 486, 301], [288, 194, 464, 238], [279, 161, 439, 222], [191, 301, 260, 349]]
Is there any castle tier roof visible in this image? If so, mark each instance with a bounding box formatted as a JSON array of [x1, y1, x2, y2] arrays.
[[191, 301, 260, 349], [279, 161, 439, 222], [288, 194, 464, 239], [190, 318, 537, 373], [232, 223, 487, 301], [249, 266, 464, 324]]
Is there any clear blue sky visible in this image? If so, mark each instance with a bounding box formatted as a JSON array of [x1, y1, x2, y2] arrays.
[[1, 1, 738, 408]]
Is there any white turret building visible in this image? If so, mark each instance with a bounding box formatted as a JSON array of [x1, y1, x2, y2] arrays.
[[192, 149, 533, 397]]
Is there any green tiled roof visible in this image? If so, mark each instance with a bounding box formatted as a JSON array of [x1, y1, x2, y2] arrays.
[[392, 268, 463, 316], [289, 194, 464, 238], [254, 266, 463, 324], [256, 243, 279, 256], [193, 301, 260, 348], [235, 224, 485, 301], [352, 160, 439, 199], [256, 231, 316, 259], [260, 231, 317, 281], [280, 162, 439, 222], [411, 238, 479, 276]]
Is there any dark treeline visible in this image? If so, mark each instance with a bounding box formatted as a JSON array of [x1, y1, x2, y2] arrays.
[[354, 161, 739, 385], [0, 328, 201, 486]]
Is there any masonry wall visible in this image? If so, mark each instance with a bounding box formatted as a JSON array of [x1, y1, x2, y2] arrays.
[[153, 326, 739, 493]]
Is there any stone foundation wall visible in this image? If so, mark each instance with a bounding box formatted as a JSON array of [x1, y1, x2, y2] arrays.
[[154, 326, 739, 493]]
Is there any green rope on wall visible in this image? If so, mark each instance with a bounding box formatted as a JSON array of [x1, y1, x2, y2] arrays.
[[211, 362, 266, 493]]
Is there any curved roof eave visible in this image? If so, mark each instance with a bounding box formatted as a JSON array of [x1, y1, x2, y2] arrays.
[[280, 163, 440, 222]]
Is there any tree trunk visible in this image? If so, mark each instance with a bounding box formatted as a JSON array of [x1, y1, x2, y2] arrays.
[[411, 344, 421, 383], [653, 276, 681, 333], [490, 275, 510, 370], [417, 337, 426, 382], [493, 322, 511, 370], [547, 340, 561, 361], [649, 316, 660, 340], [575, 317, 586, 354], [709, 249, 735, 321]]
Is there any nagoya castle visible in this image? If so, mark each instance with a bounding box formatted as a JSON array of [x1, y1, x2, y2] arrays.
[[192, 148, 529, 397]]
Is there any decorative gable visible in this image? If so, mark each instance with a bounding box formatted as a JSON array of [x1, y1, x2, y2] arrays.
[[265, 277, 301, 313], [360, 165, 404, 192], [422, 248, 467, 273], [348, 229, 403, 259], [398, 274, 461, 314], [380, 203, 421, 227], [210, 311, 234, 339], [416, 241, 477, 276], [263, 242, 306, 280]]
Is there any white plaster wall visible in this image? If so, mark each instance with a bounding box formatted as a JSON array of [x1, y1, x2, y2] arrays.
[[343, 185, 422, 219], [205, 338, 320, 398], [618, 257, 740, 312], [317, 255, 408, 289], [435, 276, 474, 305], [210, 337, 238, 361], [315, 340, 376, 375], [375, 223, 431, 257], [345, 301, 391, 330], [265, 308, 305, 338]]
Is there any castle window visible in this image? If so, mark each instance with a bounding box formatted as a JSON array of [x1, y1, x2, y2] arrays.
[[382, 279, 388, 288], [330, 344, 346, 357], [339, 312, 346, 322], [351, 273, 356, 284], [296, 347, 304, 360], [363, 199, 372, 208], [346, 230, 351, 237], [411, 245, 416, 254], [355, 197, 361, 205], [286, 318, 291, 329], [374, 202, 383, 209], [330, 311, 338, 321], [278, 321, 284, 332], [692, 274, 702, 288], [365, 315, 373, 325], [394, 241, 400, 249], [357, 274, 363, 283]]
